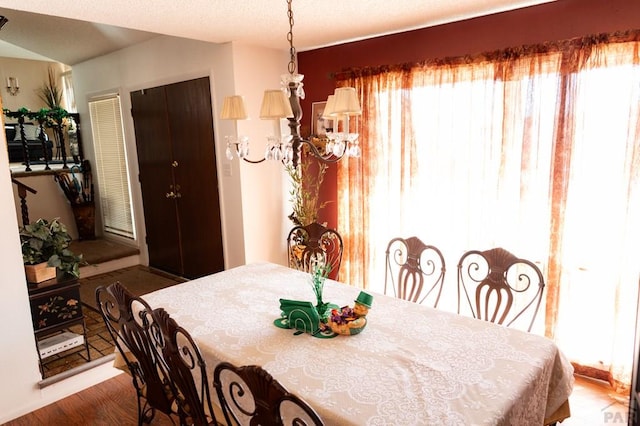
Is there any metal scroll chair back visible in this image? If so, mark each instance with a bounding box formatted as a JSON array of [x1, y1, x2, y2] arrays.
[[95, 282, 174, 425], [213, 362, 324, 426], [287, 222, 343, 279], [152, 307, 218, 426], [384, 236, 446, 308], [456, 247, 545, 332]]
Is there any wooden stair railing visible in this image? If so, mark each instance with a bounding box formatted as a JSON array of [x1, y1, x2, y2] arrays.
[[12, 178, 37, 227]]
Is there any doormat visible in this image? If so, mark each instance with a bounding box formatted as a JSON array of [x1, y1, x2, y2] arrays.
[[79, 265, 187, 311]]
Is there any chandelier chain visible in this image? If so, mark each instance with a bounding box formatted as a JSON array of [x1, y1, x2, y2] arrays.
[[286, 0, 296, 75]]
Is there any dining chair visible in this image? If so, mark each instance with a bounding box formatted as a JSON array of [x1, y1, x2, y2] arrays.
[[456, 247, 545, 332], [213, 362, 324, 426], [287, 222, 343, 279], [151, 307, 219, 426], [95, 282, 175, 426], [384, 236, 446, 308]]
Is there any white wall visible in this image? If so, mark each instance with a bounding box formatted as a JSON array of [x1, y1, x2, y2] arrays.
[[231, 43, 290, 265], [0, 58, 67, 112], [12, 174, 78, 237], [0, 35, 292, 423], [0, 111, 43, 421]]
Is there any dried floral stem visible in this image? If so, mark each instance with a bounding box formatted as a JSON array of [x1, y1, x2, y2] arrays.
[[287, 157, 330, 226], [38, 67, 62, 109]]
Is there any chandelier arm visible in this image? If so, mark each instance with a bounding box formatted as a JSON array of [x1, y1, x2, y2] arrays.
[[227, 140, 267, 163], [241, 157, 267, 164], [299, 139, 347, 164]]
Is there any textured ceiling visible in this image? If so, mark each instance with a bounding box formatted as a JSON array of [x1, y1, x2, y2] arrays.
[[0, 0, 556, 65]]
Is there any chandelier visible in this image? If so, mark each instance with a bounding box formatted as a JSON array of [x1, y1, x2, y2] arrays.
[[220, 0, 362, 168]]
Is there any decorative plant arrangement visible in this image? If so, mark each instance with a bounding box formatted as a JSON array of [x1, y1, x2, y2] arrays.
[[20, 218, 84, 282], [54, 161, 95, 240], [38, 67, 63, 110], [3, 105, 72, 170], [274, 263, 373, 338], [36, 67, 72, 150], [286, 158, 330, 227]]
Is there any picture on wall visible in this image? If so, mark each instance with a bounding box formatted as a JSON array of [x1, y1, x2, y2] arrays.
[[311, 101, 333, 137]]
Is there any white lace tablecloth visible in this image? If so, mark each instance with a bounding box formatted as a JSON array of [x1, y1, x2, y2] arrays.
[[141, 262, 574, 426]]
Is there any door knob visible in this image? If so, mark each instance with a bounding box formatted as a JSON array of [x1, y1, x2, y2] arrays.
[[172, 160, 179, 167]]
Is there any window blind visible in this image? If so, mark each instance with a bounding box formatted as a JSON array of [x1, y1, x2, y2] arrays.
[[88, 94, 134, 239]]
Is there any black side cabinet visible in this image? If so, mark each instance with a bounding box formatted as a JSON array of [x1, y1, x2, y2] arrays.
[[28, 275, 90, 376]]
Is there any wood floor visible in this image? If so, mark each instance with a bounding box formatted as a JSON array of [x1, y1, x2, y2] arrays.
[[4, 372, 629, 425], [5, 373, 174, 426], [561, 375, 630, 426]]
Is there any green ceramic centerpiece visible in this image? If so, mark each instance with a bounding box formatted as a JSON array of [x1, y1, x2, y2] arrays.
[[273, 263, 338, 338], [309, 263, 332, 320]]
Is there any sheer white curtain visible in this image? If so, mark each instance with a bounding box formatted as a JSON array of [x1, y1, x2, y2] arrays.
[[336, 34, 640, 387], [552, 42, 640, 388], [338, 54, 562, 326]]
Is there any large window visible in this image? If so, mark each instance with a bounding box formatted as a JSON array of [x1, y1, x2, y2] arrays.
[[336, 32, 640, 389], [61, 70, 76, 113], [88, 94, 134, 239]]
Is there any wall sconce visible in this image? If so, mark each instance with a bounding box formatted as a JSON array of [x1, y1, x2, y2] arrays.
[[6, 77, 19, 96]]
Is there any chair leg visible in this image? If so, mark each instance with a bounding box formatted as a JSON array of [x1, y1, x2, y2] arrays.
[[136, 394, 144, 426], [137, 396, 156, 425]]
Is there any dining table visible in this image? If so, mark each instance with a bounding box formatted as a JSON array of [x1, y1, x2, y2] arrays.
[[138, 261, 574, 426]]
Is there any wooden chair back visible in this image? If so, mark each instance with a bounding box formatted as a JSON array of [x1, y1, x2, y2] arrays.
[[457, 247, 545, 332], [384, 236, 446, 307], [95, 282, 174, 425], [287, 222, 343, 279], [152, 307, 218, 425], [213, 362, 324, 426]]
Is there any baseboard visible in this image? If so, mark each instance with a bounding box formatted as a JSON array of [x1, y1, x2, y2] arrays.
[[79, 255, 140, 278], [38, 354, 116, 389]]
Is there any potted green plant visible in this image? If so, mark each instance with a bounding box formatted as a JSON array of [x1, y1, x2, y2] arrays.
[[20, 218, 84, 282]]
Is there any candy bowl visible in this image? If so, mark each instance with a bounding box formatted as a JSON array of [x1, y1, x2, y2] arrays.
[[327, 316, 367, 336], [326, 292, 373, 336], [327, 301, 370, 336]]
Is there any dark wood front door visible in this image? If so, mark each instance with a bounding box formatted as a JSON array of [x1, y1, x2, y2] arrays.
[[131, 77, 224, 279]]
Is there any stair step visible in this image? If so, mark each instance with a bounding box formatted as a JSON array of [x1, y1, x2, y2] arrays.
[[69, 238, 140, 265]]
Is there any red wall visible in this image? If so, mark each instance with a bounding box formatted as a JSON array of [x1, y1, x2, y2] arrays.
[[297, 0, 640, 229]]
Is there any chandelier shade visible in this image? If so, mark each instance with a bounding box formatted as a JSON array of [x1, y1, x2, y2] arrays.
[[221, 95, 248, 120], [260, 90, 294, 119], [323, 95, 336, 119], [331, 87, 361, 116]]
